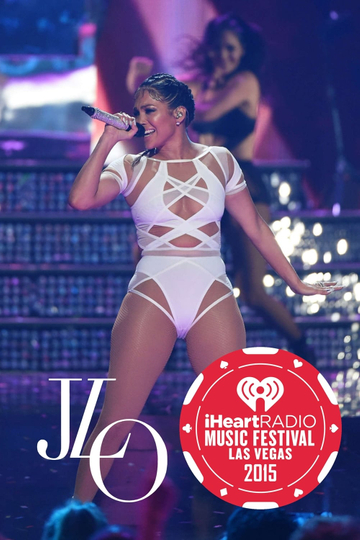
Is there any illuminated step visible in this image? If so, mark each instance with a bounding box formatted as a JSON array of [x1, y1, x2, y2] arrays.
[[0, 160, 308, 212], [0, 322, 358, 373]]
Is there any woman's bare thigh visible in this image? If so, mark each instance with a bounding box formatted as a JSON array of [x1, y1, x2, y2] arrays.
[[186, 293, 245, 375], [97, 292, 177, 428]]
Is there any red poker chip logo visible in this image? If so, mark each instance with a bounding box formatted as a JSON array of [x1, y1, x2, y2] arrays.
[[179, 347, 342, 509]]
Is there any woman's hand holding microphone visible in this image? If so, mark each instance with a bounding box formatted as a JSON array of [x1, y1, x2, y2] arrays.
[[102, 112, 138, 143]]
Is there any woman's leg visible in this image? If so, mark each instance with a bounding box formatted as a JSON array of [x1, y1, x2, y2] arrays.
[[185, 285, 246, 374], [185, 290, 245, 540], [227, 203, 303, 342], [74, 292, 177, 502]]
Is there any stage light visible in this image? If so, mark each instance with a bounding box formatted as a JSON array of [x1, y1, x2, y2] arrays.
[[279, 181, 291, 198], [285, 286, 295, 297], [3, 66, 96, 109], [312, 223, 323, 236], [302, 248, 318, 265], [337, 239, 348, 255], [280, 216, 291, 229], [233, 287, 240, 298], [305, 272, 320, 283], [354, 283, 360, 301], [271, 220, 281, 232], [275, 229, 291, 242], [263, 275, 275, 287], [323, 251, 332, 263], [278, 238, 294, 257], [270, 172, 280, 187], [307, 303, 320, 314], [294, 221, 305, 235]]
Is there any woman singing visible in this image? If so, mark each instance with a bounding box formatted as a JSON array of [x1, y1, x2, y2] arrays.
[[68, 73, 338, 501]]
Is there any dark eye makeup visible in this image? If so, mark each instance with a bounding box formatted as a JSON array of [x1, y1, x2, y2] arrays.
[[133, 107, 156, 116]]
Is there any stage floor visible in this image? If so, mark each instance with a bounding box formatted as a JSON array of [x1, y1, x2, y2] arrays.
[[1, 370, 360, 540]]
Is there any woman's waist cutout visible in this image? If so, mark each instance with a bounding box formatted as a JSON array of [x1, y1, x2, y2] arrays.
[[142, 249, 221, 257]]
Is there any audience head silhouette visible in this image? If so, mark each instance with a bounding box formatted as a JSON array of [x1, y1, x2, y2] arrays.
[[90, 525, 134, 540], [290, 515, 360, 540], [225, 508, 298, 540], [41, 499, 108, 540]]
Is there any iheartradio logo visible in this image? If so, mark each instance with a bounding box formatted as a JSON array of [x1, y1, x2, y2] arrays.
[[180, 349, 342, 509], [237, 377, 284, 412]]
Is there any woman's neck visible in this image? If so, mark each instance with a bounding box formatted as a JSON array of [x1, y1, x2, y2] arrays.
[[204, 67, 242, 90], [154, 134, 202, 161]]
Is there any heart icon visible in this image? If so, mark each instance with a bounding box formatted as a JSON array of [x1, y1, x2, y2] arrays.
[[293, 359, 303, 368], [330, 424, 339, 433], [220, 361, 229, 369], [237, 377, 284, 412], [294, 488, 303, 497]]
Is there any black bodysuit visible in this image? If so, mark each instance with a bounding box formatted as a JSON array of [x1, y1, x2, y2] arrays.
[[192, 108, 271, 205]]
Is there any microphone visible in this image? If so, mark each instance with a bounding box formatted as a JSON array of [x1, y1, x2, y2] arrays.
[[81, 106, 145, 137]]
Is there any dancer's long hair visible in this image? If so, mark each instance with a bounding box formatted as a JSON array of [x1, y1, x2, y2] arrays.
[[181, 13, 265, 78]]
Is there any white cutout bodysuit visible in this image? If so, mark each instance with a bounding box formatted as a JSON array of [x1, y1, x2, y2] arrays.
[[104, 146, 246, 338]]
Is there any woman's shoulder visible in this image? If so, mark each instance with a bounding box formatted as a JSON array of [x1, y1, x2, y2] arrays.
[[107, 153, 136, 166], [191, 143, 228, 160], [205, 146, 241, 183], [206, 145, 233, 158], [107, 153, 140, 178], [231, 70, 260, 89]]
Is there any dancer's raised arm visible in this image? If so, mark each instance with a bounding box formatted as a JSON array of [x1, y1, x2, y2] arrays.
[[126, 56, 154, 94]]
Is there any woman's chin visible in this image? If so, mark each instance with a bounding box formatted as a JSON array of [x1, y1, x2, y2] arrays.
[[224, 66, 239, 77], [144, 137, 156, 150], [144, 143, 155, 151]]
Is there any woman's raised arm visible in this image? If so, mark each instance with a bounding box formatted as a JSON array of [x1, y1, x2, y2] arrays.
[[68, 115, 137, 210]]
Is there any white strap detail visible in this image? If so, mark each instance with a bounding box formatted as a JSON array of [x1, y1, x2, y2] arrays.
[[128, 289, 176, 327], [189, 290, 234, 330]]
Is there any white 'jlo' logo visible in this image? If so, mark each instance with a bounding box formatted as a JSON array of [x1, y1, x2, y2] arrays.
[[36, 378, 168, 502]]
